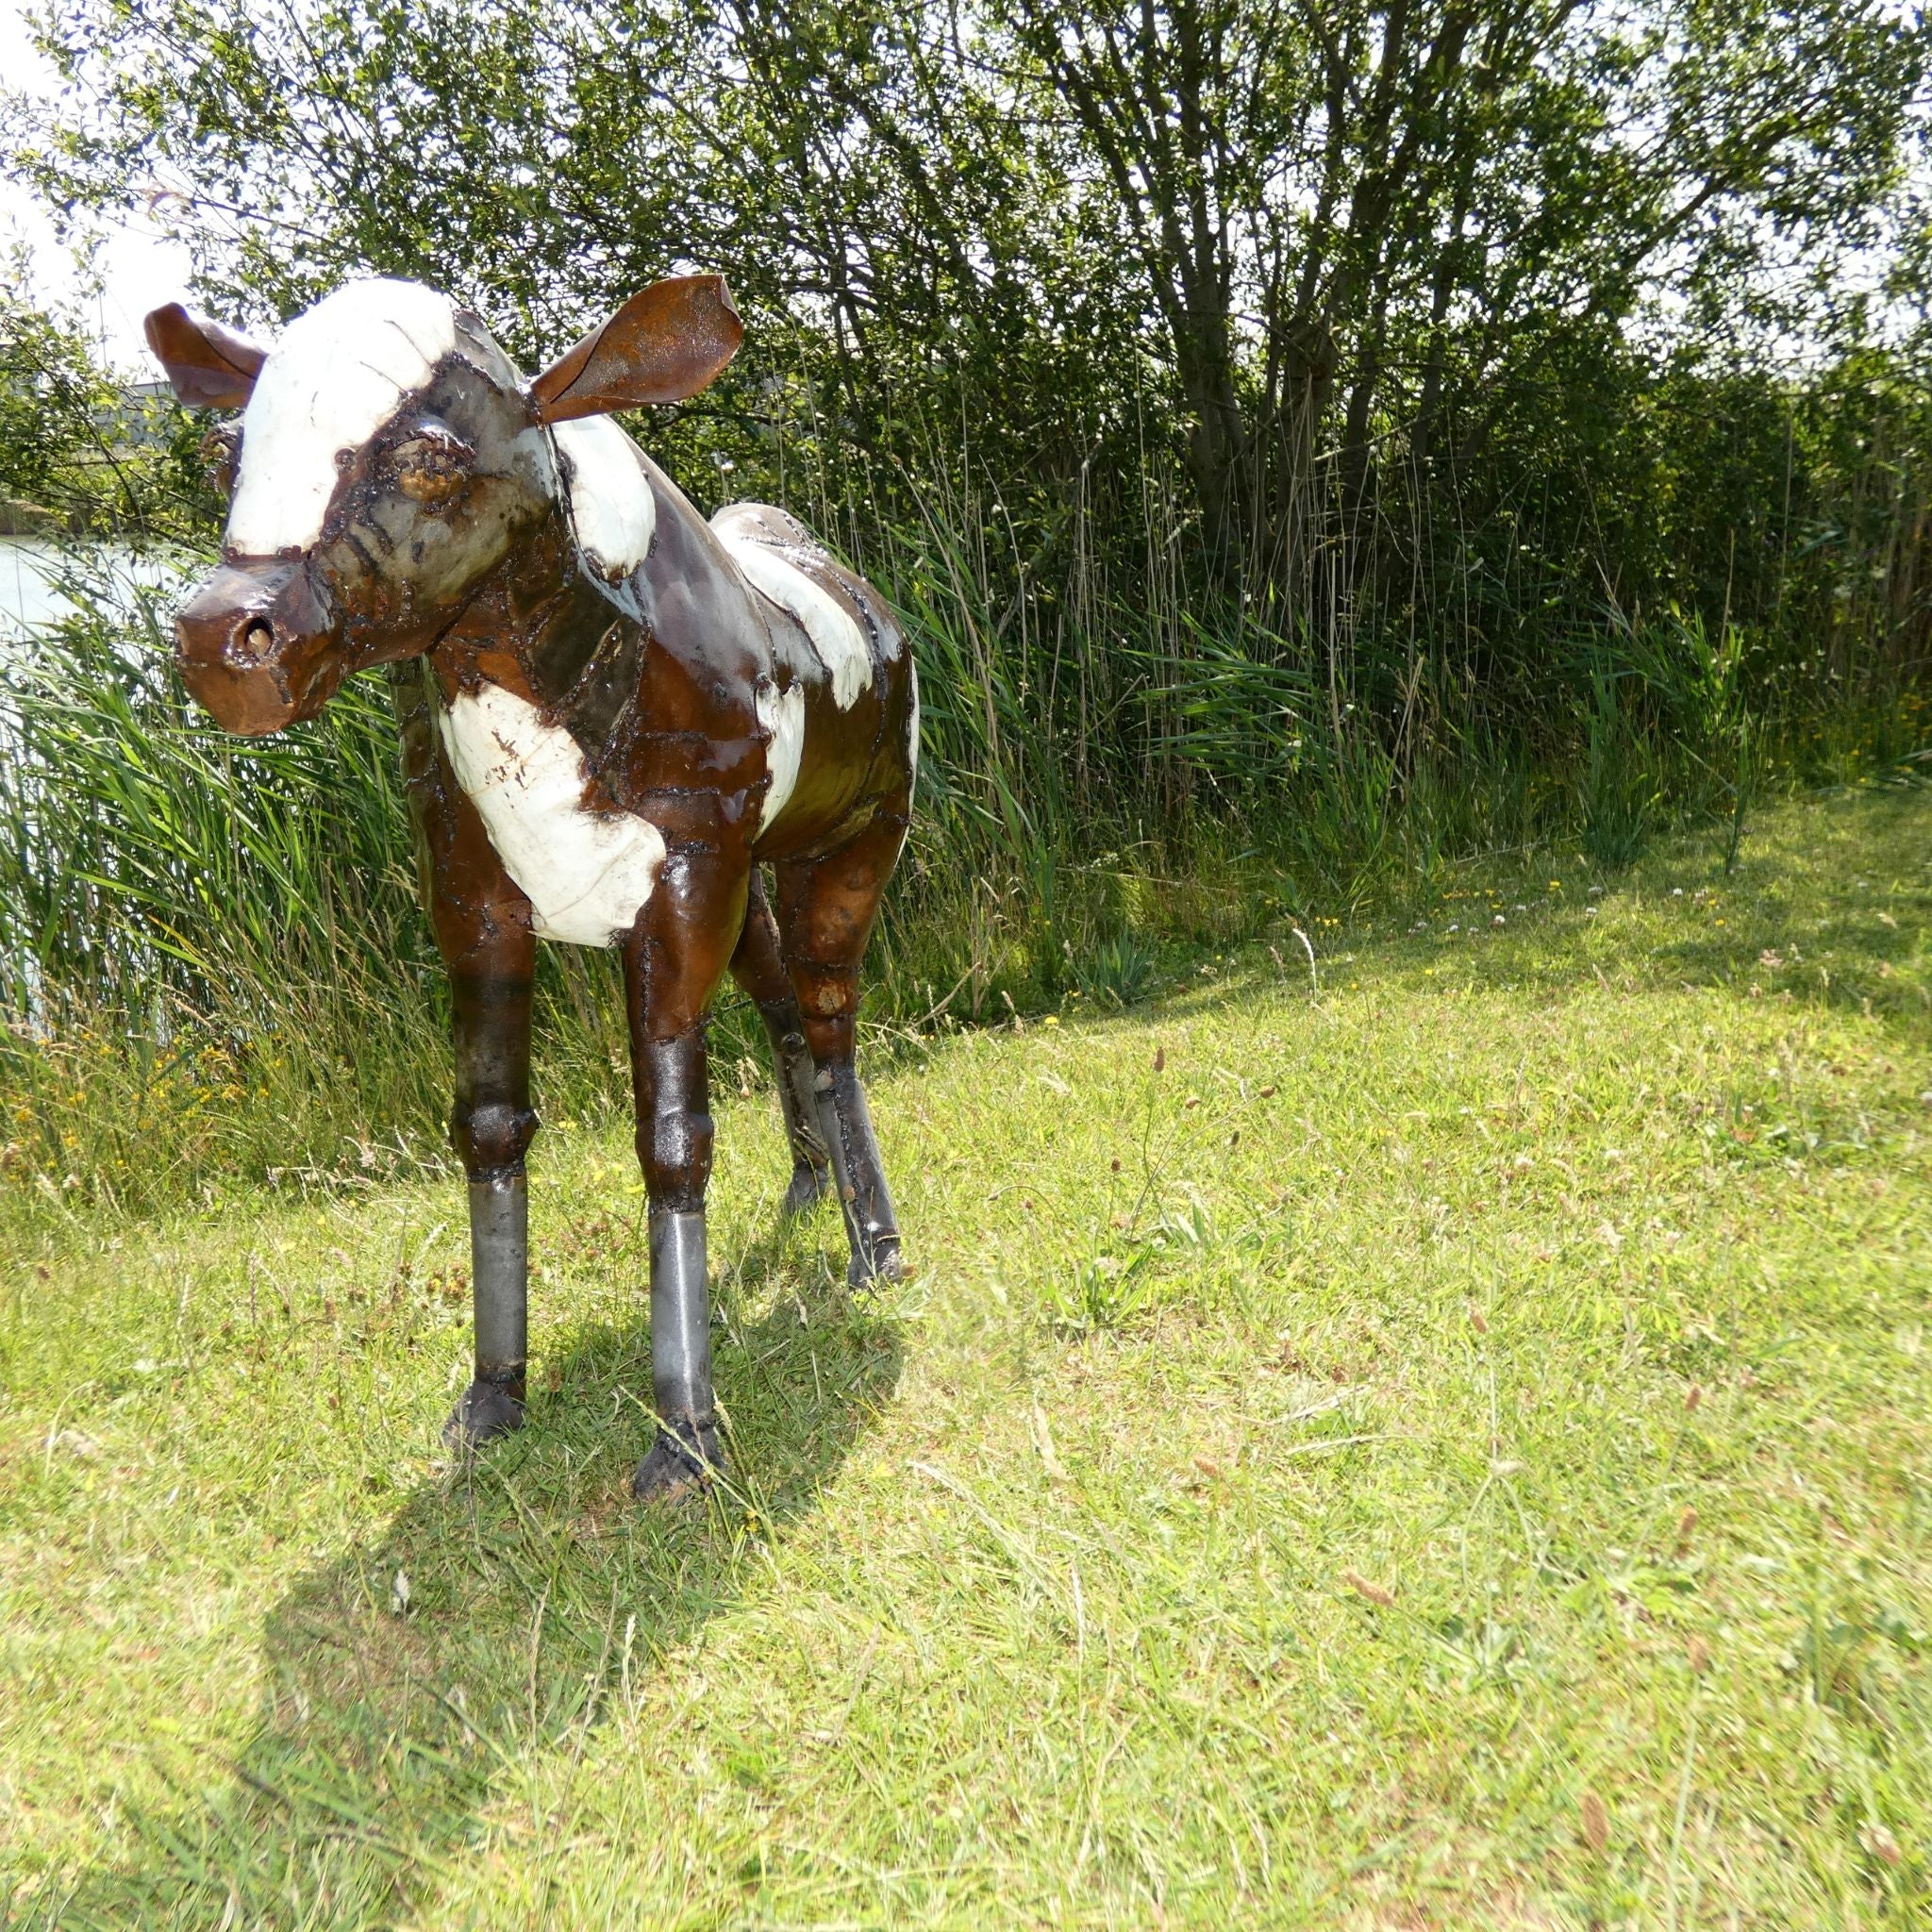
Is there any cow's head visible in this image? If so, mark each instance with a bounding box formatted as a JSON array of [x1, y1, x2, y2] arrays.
[[148, 275, 742, 733]]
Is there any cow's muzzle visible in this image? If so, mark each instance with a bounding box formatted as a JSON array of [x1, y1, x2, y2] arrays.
[[174, 560, 345, 735]]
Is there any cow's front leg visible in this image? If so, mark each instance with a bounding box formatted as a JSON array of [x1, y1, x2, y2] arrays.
[[622, 851, 748, 1504], [391, 663, 540, 1451], [446, 961, 538, 1443]]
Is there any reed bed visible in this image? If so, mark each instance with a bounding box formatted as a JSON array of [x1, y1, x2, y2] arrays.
[[2, 370, 1927, 1229]]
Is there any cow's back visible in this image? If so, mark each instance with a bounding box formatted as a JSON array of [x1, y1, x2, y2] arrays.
[[710, 502, 915, 858]]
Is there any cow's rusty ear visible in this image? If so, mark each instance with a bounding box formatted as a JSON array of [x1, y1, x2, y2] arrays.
[[528, 275, 743, 423], [143, 303, 270, 409]]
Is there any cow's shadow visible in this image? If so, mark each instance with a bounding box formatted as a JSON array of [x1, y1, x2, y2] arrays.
[[56, 1226, 901, 1929]]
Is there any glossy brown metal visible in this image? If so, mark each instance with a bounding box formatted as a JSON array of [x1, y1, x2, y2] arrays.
[[150, 277, 916, 1500], [730, 872, 831, 1214], [528, 275, 745, 421], [143, 303, 268, 409]]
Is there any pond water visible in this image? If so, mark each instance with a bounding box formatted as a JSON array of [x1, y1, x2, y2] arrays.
[[0, 537, 186, 642]]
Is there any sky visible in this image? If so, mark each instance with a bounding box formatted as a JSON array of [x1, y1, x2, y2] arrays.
[[3, 0, 194, 374]]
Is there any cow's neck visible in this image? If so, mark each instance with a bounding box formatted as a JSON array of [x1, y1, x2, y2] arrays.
[[430, 507, 641, 729], [425, 505, 671, 945]]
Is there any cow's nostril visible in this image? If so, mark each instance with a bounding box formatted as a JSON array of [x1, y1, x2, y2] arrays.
[[236, 618, 275, 663]]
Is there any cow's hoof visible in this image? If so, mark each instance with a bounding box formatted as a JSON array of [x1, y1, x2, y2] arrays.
[[442, 1380, 525, 1449], [847, 1239, 904, 1291], [632, 1418, 723, 1507], [781, 1161, 830, 1218]]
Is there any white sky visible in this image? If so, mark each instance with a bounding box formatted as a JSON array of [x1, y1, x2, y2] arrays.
[[3, 0, 195, 374]]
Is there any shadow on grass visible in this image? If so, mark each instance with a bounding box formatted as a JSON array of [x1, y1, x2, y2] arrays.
[[1294, 776, 1932, 1040], [35, 1231, 901, 1930], [1638, 778, 1932, 1028]]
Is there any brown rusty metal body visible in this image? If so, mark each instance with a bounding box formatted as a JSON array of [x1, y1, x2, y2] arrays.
[[148, 275, 913, 1502]]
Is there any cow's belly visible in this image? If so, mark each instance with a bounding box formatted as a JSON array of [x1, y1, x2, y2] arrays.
[[438, 682, 664, 946]]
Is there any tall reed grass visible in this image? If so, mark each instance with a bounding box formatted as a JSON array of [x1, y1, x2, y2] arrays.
[[2, 374, 1926, 1228]]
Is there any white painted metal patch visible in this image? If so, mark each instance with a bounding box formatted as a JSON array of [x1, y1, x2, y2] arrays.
[[438, 682, 665, 947], [550, 415, 656, 586], [228, 278, 458, 555], [715, 527, 874, 708], [755, 679, 807, 833], [908, 657, 920, 789]]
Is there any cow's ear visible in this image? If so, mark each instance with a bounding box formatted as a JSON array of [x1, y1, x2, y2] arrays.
[[528, 275, 743, 423], [143, 303, 269, 409]]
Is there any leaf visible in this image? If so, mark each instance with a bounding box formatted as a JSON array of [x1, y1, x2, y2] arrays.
[[1580, 1790, 1609, 1854], [1342, 1569, 1394, 1608]]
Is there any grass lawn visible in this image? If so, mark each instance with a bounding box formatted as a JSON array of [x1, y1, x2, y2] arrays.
[[3, 778, 1930, 1929]]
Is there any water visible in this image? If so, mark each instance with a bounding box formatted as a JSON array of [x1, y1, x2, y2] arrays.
[[0, 537, 185, 642], [0, 537, 75, 636]]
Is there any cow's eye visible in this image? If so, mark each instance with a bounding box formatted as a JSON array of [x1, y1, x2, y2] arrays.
[[390, 426, 475, 508], [200, 425, 241, 498]]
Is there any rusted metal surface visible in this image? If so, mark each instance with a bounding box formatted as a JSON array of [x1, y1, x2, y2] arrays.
[[148, 274, 914, 1502]]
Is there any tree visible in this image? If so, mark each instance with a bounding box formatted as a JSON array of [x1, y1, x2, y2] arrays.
[[0, 274, 205, 536]]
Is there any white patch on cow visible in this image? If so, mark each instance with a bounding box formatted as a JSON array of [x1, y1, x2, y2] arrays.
[[715, 527, 874, 708], [908, 657, 920, 789], [438, 682, 664, 947], [755, 680, 807, 834], [228, 278, 458, 554], [549, 415, 655, 588]]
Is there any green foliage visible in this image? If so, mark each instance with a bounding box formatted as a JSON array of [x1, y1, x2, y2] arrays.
[[0, 281, 208, 536], [0, 0, 1928, 1211], [8, 0, 1928, 617], [0, 515, 1921, 1219]]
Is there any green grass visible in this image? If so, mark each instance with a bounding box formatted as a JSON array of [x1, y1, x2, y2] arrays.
[[3, 778, 1931, 1928]]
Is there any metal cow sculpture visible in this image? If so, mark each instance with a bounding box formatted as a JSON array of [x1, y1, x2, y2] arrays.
[[144, 275, 915, 1503]]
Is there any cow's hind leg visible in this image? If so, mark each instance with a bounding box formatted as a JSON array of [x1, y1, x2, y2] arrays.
[[729, 869, 830, 1216], [773, 798, 909, 1287]]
